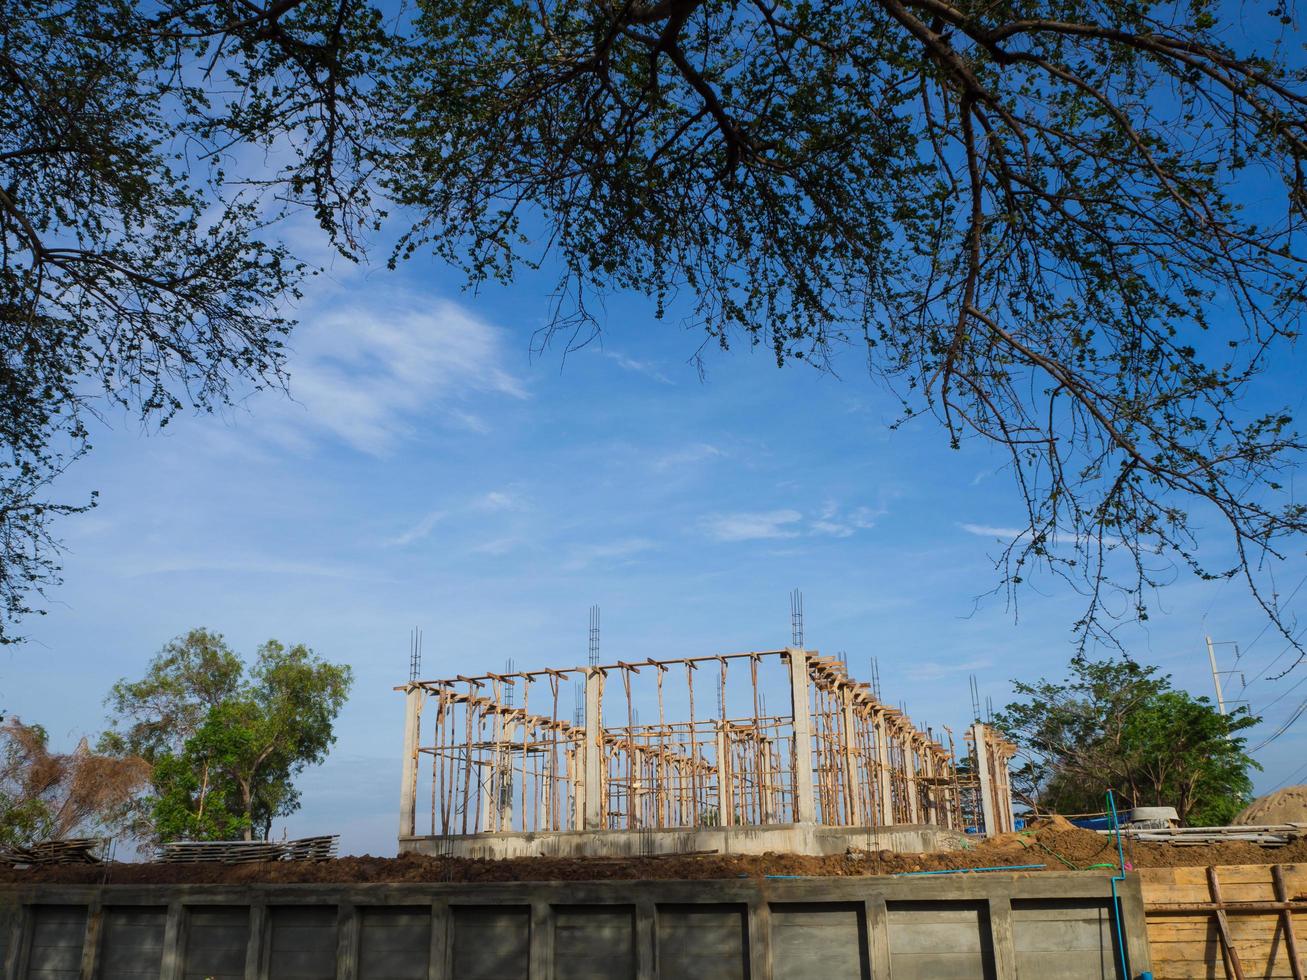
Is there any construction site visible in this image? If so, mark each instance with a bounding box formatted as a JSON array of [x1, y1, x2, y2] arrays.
[[3, 636, 1307, 979], [395, 646, 1016, 859]]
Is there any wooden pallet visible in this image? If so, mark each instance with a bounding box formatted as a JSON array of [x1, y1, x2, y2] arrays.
[[1101, 824, 1307, 847], [0, 838, 104, 865], [157, 835, 340, 864]]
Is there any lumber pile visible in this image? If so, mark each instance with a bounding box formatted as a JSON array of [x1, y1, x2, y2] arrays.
[[0, 838, 104, 865], [1142, 864, 1307, 979], [1100, 823, 1307, 847], [157, 834, 339, 864]]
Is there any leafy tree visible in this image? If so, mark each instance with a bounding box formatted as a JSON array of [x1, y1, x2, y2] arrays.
[[993, 656, 1259, 825], [0, 717, 149, 847], [104, 631, 353, 841], [5, 0, 1307, 659]]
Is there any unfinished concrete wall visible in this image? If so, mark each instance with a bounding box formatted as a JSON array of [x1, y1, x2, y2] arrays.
[[0, 872, 1151, 979]]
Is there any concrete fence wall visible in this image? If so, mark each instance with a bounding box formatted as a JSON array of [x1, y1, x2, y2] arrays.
[[0, 873, 1152, 980]]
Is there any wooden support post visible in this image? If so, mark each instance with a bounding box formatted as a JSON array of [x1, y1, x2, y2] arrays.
[[840, 688, 864, 826], [399, 686, 422, 839], [716, 724, 734, 826], [1208, 866, 1247, 980], [973, 722, 996, 837], [788, 648, 817, 824], [584, 668, 604, 830], [1272, 865, 1305, 980]]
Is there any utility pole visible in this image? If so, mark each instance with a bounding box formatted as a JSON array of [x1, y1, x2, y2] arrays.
[[1206, 635, 1228, 716]]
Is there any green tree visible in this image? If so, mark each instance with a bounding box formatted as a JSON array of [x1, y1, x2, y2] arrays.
[[105, 631, 353, 842], [5, 0, 1307, 658], [993, 656, 1259, 825]]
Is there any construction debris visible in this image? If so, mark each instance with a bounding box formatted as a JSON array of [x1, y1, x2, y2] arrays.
[[0, 838, 104, 865], [157, 835, 339, 864], [1098, 824, 1307, 847]]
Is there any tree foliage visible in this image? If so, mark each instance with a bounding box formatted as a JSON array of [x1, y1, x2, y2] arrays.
[[0, 717, 149, 847], [993, 655, 1260, 825], [4, 0, 1307, 654], [103, 629, 352, 841]]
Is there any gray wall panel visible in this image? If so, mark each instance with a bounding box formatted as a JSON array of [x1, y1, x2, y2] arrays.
[[358, 906, 431, 980], [269, 906, 337, 980], [887, 901, 995, 980], [1012, 900, 1121, 980], [25, 905, 86, 980], [656, 904, 747, 980], [771, 902, 869, 980], [451, 906, 529, 980], [99, 906, 166, 980], [183, 906, 249, 980], [554, 905, 635, 980]]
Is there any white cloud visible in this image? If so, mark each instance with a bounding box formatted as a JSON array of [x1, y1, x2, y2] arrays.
[[603, 350, 675, 385], [562, 537, 657, 571], [811, 504, 882, 537], [651, 443, 724, 471], [905, 657, 994, 681], [959, 523, 1031, 540], [266, 299, 527, 455], [384, 509, 447, 547], [474, 490, 523, 512], [703, 510, 804, 542]]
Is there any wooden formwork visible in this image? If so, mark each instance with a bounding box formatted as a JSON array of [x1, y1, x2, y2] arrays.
[[1142, 864, 1307, 979], [396, 647, 1016, 842]]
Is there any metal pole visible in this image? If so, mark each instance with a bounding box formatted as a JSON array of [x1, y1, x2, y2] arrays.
[[1206, 635, 1228, 715]]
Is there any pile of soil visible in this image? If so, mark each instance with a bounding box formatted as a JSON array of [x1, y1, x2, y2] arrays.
[[6, 819, 1307, 884], [1234, 785, 1307, 825]]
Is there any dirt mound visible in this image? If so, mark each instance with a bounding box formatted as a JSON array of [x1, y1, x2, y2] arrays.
[[4, 821, 1304, 884], [1234, 785, 1307, 825]]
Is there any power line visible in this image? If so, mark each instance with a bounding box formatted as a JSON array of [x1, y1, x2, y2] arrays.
[[1272, 756, 1307, 792], [1250, 695, 1307, 753]]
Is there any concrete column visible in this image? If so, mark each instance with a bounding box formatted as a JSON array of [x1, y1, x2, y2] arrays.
[[715, 724, 733, 826], [160, 899, 184, 980], [987, 896, 1017, 979], [902, 730, 920, 823], [335, 903, 358, 980], [584, 669, 604, 830], [748, 899, 771, 980], [495, 720, 518, 833], [77, 896, 101, 980], [635, 898, 656, 980], [428, 899, 450, 980], [529, 901, 552, 980], [246, 902, 268, 980], [398, 687, 422, 839], [873, 710, 894, 826], [864, 896, 892, 979], [840, 688, 863, 826], [973, 722, 996, 837], [787, 648, 817, 824]]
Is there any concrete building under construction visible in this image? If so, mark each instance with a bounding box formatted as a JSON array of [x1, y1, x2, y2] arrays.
[[396, 646, 1016, 858]]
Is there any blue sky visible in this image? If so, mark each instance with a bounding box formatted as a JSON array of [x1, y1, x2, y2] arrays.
[[4, 209, 1305, 855]]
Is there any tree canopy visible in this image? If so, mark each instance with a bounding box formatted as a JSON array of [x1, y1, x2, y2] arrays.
[[993, 655, 1260, 825], [103, 629, 353, 842], [0, 717, 149, 847], [4, 0, 1307, 654]]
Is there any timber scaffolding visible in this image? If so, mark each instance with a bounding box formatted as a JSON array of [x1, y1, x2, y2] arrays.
[[395, 648, 1016, 858]]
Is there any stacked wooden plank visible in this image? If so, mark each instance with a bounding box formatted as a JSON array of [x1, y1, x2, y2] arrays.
[[0, 838, 103, 865], [1142, 864, 1307, 979], [157, 835, 339, 864], [1100, 823, 1307, 847]]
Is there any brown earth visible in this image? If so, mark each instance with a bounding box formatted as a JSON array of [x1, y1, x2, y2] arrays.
[[6, 820, 1307, 885], [1233, 784, 1307, 825]]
